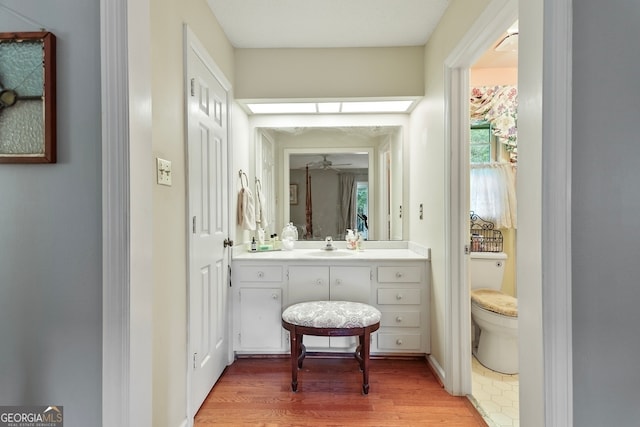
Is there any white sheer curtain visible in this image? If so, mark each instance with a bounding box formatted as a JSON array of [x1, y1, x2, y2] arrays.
[[470, 163, 517, 229]]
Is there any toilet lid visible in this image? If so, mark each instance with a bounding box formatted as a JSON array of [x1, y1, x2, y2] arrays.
[[471, 289, 518, 317]]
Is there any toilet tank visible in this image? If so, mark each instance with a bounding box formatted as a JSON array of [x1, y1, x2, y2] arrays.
[[470, 252, 507, 290]]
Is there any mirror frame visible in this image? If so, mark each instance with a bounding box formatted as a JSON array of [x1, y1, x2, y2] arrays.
[[284, 147, 375, 240]]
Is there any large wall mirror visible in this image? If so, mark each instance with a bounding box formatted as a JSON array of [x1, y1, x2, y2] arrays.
[[255, 125, 405, 241]]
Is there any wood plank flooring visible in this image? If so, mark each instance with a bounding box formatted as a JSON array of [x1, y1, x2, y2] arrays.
[[195, 356, 488, 426]]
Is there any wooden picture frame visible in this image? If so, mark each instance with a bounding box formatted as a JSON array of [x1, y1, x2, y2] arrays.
[[0, 31, 56, 163], [289, 184, 298, 205]]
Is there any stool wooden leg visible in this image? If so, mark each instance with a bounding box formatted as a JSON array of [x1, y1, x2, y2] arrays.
[[297, 335, 306, 369], [361, 332, 371, 395], [289, 329, 299, 392], [354, 335, 364, 371]]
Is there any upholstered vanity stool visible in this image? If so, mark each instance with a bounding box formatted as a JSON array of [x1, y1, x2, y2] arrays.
[[281, 301, 381, 394]]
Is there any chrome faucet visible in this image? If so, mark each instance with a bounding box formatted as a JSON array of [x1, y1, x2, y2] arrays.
[[324, 236, 334, 250]]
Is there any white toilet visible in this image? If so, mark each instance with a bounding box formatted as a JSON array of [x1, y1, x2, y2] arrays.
[[470, 251, 518, 374]]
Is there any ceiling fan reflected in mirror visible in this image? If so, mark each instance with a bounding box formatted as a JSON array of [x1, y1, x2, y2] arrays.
[[305, 154, 352, 171]]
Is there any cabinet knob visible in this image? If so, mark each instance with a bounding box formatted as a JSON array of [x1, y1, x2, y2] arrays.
[[395, 272, 403, 278], [257, 271, 264, 279], [316, 279, 323, 286], [272, 293, 278, 300], [335, 279, 342, 285], [396, 316, 403, 323], [396, 339, 403, 346], [396, 294, 403, 300]]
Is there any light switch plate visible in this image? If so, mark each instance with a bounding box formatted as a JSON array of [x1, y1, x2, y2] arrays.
[[156, 158, 172, 186]]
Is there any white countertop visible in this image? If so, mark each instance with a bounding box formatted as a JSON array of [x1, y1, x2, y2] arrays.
[[232, 241, 430, 261]]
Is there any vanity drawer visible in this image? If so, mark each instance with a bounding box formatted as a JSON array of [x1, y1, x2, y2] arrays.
[[377, 288, 421, 305], [377, 266, 421, 283], [377, 333, 421, 351], [380, 311, 421, 328], [235, 265, 283, 283]]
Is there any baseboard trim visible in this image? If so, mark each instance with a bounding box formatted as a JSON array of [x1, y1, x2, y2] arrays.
[[426, 354, 446, 388], [235, 352, 427, 360]]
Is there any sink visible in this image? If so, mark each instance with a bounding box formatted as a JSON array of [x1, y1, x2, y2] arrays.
[[308, 250, 354, 257]]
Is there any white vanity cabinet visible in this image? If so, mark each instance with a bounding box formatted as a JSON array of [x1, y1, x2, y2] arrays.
[[374, 264, 429, 354], [288, 265, 371, 349], [232, 264, 287, 353], [288, 265, 371, 304], [232, 248, 430, 356]]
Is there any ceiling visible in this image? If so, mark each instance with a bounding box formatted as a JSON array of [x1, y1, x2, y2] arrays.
[[473, 23, 519, 69], [206, 0, 450, 48], [207, 1, 516, 68]]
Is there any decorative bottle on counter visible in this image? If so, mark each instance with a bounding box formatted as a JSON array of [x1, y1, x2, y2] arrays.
[[281, 223, 298, 250], [346, 229, 357, 250]]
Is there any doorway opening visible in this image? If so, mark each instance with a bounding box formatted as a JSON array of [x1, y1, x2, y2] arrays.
[[468, 22, 519, 426]]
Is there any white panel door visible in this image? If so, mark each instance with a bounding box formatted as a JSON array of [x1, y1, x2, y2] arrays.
[[257, 132, 276, 230], [186, 36, 229, 417]]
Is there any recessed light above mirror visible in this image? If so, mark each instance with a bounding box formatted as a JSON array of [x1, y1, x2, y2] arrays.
[[243, 99, 418, 115]]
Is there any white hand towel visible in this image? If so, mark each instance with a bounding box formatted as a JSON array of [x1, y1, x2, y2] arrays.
[[255, 188, 268, 229], [237, 187, 256, 231]]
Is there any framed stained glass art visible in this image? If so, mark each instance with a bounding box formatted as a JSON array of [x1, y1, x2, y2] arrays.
[[0, 32, 56, 163]]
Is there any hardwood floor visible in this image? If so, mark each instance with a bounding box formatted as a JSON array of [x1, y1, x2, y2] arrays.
[[195, 356, 488, 426]]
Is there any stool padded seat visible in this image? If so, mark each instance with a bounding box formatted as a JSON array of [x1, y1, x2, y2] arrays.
[[281, 300, 381, 394], [282, 301, 382, 329]]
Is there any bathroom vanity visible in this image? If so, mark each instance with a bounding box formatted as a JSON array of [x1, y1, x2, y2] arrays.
[[231, 244, 430, 356]]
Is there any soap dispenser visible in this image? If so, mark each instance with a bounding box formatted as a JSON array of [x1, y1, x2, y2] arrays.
[[346, 229, 356, 250]]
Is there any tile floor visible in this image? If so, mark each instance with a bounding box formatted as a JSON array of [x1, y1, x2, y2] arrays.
[[470, 356, 519, 427]]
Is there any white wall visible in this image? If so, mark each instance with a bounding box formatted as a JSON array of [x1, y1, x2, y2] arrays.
[[235, 47, 424, 99], [409, 0, 491, 377], [572, 1, 640, 425], [0, 1, 102, 425], [149, 1, 235, 425], [232, 103, 251, 245]]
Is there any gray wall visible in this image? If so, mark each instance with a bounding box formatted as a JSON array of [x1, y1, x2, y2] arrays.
[[572, 1, 640, 425], [0, 1, 102, 426]]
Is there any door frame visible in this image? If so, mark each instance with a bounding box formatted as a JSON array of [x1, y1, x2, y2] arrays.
[[443, 0, 573, 425], [443, 0, 518, 396], [101, 0, 153, 425]]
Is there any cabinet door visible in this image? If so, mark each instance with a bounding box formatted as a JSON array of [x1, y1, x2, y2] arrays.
[[287, 265, 372, 350], [239, 288, 283, 350], [329, 266, 371, 348], [330, 266, 371, 303], [287, 266, 330, 348], [288, 265, 329, 303]]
